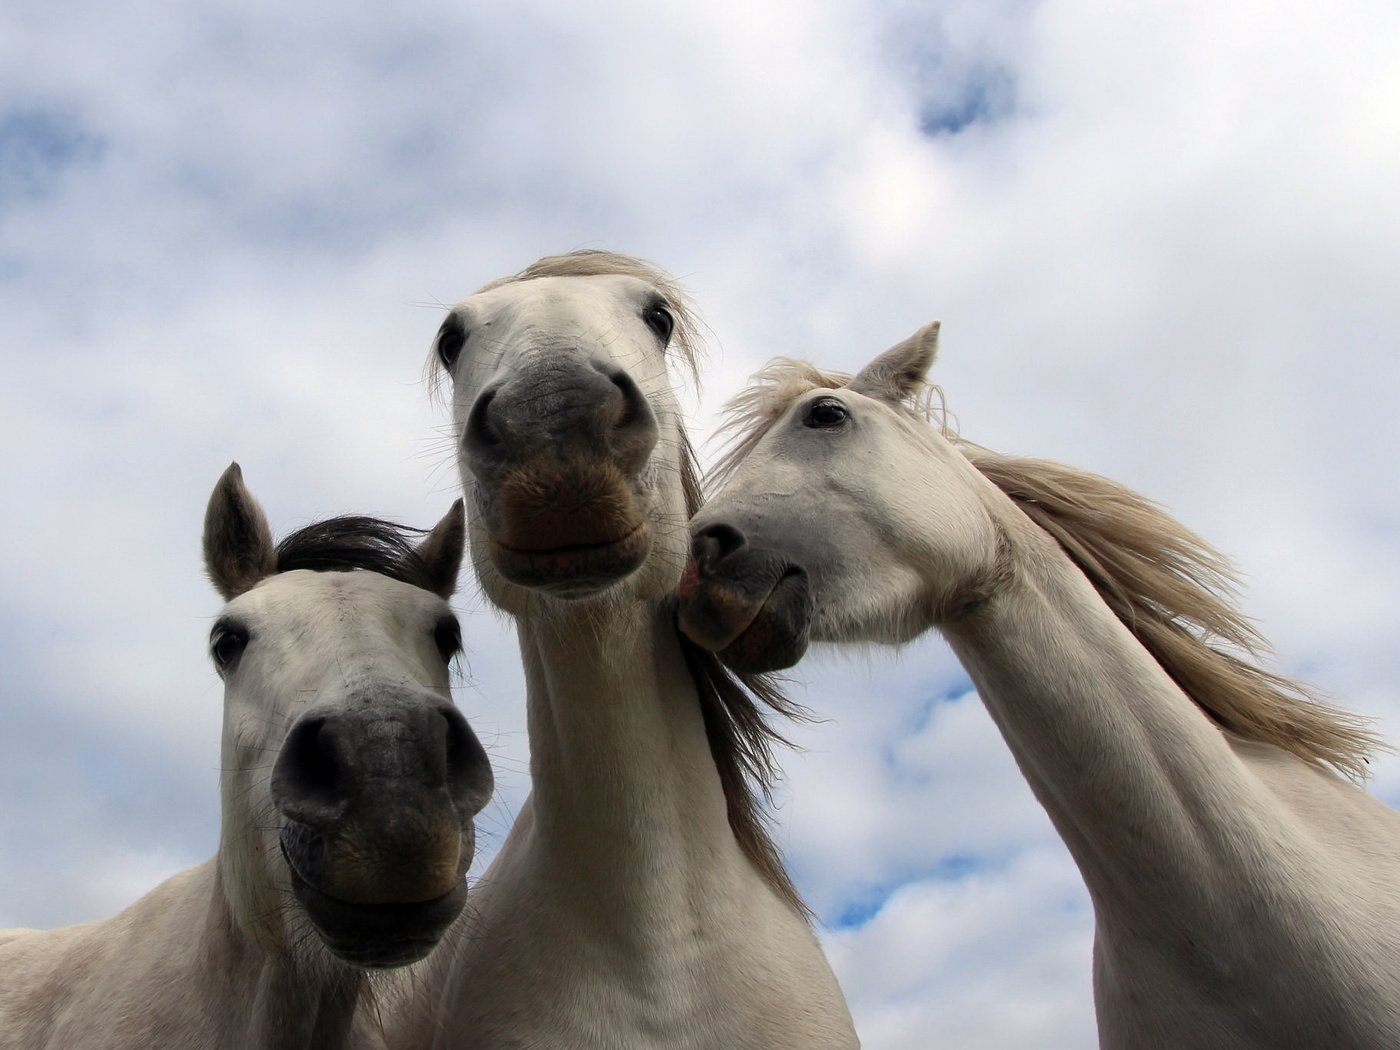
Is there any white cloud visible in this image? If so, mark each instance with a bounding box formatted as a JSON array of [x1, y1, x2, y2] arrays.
[[827, 845, 1096, 1050]]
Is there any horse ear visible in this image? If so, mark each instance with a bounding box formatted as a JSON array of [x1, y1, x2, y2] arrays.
[[204, 463, 277, 600], [416, 499, 465, 599], [848, 321, 940, 402]]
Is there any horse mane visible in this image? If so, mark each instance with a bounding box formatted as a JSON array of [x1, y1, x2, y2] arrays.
[[273, 516, 438, 593], [441, 251, 811, 915], [675, 426, 812, 918], [962, 448, 1382, 780], [711, 357, 1382, 781]]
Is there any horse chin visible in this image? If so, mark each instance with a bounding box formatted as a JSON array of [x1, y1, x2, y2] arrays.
[[489, 521, 652, 598], [286, 865, 468, 968], [676, 561, 813, 673]]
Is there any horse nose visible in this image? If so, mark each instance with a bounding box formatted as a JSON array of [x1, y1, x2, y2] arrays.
[[692, 522, 748, 571], [462, 356, 657, 478], [272, 700, 493, 830]]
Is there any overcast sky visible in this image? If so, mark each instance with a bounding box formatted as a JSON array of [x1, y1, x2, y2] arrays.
[[3, 1, 1398, 1046]]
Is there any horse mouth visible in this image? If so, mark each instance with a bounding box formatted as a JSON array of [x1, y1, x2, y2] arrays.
[[283, 863, 467, 968], [279, 832, 468, 968], [676, 561, 812, 673], [491, 520, 652, 596]]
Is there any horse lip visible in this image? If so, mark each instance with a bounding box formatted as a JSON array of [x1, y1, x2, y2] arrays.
[[490, 520, 652, 595], [677, 562, 809, 662], [285, 861, 463, 914], [277, 825, 461, 905], [715, 567, 812, 673], [676, 560, 765, 652], [495, 518, 646, 556], [281, 844, 468, 968]]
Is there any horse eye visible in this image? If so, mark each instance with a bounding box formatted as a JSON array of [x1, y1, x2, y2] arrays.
[[210, 626, 249, 674], [436, 314, 468, 372], [804, 397, 850, 429], [433, 617, 463, 662], [642, 300, 674, 345]]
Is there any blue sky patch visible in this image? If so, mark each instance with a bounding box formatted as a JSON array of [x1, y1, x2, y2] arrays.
[[833, 853, 991, 929], [919, 65, 1016, 137], [0, 109, 106, 209]]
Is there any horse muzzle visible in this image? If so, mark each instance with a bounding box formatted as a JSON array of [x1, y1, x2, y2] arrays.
[[676, 522, 814, 673], [270, 690, 493, 966]]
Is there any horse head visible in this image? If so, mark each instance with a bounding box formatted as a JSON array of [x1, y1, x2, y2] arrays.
[[203, 464, 493, 967], [431, 251, 702, 612], [678, 322, 1004, 671]]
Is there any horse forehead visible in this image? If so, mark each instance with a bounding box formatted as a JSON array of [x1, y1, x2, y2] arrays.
[[722, 394, 924, 506], [464, 274, 653, 327], [236, 570, 438, 630]]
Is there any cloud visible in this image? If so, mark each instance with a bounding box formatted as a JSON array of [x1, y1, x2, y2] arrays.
[[827, 844, 1096, 1049]]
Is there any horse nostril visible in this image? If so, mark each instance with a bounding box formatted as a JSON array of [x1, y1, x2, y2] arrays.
[[463, 387, 505, 462], [594, 362, 658, 473], [272, 716, 347, 826], [608, 368, 646, 431], [692, 522, 748, 568], [441, 704, 494, 818]]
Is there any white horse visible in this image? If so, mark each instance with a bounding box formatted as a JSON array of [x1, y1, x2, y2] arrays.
[[676, 324, 1400, 1049], [401, 252, 857, 1049], [0, 464, 494, 1049]]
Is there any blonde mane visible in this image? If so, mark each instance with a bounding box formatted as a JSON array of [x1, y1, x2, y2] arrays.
[[711, 359, 1382, 780]]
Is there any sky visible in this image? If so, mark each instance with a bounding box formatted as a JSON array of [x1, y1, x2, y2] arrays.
[[2, 0, 1399, 1045]]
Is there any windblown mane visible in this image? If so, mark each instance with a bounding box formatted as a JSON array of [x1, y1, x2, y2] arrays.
[[274, 516, 438, 592], [712, 358, 1382, 781], [439, 251, 810, 915]]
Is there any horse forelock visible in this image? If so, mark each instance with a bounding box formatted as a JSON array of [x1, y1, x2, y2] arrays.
[[962, 445, 1385, 780], [272, 516, 439, 595]]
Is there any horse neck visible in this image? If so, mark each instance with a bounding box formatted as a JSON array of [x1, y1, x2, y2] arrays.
[[204, 855, 372, 1047], [938, 512, 1300, 913], [513, 597, 744, 911]]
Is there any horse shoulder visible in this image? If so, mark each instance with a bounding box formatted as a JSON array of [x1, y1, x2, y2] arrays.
[[0, 928, 39, 949], [0, 861, 221, 1049], [1231, 735, 1400, 882], [1092, 736, 1400, 1047]]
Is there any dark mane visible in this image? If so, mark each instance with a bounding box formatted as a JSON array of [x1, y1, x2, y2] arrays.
[[274, 516, 436, 593], [676, 428, 813, 919]]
